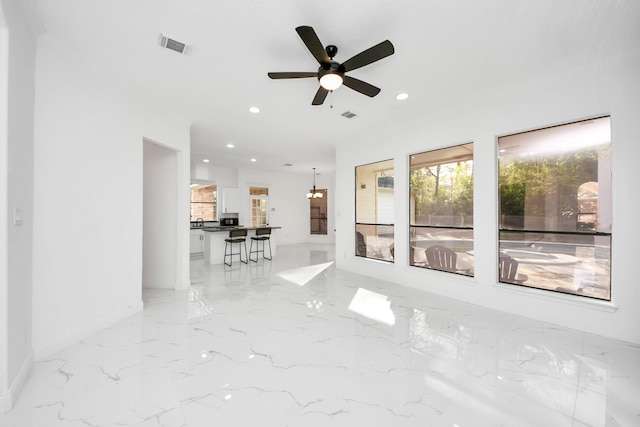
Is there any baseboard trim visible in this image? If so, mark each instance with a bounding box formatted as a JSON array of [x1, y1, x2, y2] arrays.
[[0, 350, 33, 414], [33, 301, 144, 361], [142, 280, 177, 289]]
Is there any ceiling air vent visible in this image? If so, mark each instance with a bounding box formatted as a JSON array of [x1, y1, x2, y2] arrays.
[[158, 34, 192, 55], [341, 111, 357, 119]]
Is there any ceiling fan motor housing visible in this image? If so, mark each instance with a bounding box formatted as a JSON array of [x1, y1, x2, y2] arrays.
[[318, 60, 344, 82], [325, 44, 338, 58]]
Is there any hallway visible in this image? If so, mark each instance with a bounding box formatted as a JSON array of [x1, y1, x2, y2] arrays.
[[1, 243, 638, 426]]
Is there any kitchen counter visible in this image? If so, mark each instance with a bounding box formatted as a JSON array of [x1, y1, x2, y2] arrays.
[[202, 226, 282, 232], [202, 226, 281, 265], [190, 221, 217, 230]]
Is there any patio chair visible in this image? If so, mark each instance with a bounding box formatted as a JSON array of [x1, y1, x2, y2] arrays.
[[425, 245, 457, 273], [499, 253, 528, 284], [356, 231, 367, 257]]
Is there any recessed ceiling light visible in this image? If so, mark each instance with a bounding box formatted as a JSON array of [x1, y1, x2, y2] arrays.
[[203, 159, 210, 163], [250, 158, 257, 162], [396, 93, 409, 101], [249, 107, 260, 114], [226, 143, 234, 148]]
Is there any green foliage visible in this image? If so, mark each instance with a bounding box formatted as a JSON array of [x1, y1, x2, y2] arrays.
[[410, 161, 473, 217], [498, 147, 604, 220]]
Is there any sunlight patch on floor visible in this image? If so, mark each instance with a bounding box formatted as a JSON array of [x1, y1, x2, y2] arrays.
[[275, 261, 334, 287]]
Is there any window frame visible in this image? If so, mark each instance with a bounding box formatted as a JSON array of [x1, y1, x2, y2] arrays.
[[190, 184, 217, 222], [355, 159, 395, 263], [497, 116, 612, 301], [408, 143, 474, 276]]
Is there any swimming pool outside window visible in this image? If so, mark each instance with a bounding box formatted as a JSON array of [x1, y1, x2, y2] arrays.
[[498, 116, 612, 300]]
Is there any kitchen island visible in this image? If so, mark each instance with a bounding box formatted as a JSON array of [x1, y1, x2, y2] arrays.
[[203, 226, 280, 265]]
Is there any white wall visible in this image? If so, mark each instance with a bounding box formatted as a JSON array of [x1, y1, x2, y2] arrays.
[[336, 50, 640, 344], [191, 161, 238, 188], [143, 140, 178, 289], [32, 34, 191, 360], [0, 0, 36, 413]]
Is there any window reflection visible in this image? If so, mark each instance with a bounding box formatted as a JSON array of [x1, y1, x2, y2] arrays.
[[188, 287, 213, 319], [410, 309, 474, 365]]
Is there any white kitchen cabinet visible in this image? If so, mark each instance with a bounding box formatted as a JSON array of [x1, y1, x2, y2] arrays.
[[190, 229, 204, 254], [222, 188, 240, 213]]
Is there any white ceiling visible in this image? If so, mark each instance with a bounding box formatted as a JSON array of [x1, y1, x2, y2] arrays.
[[24, 0, 640, 176]]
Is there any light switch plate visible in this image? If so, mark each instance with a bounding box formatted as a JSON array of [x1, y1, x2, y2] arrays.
[[14, 208, 23, 226]]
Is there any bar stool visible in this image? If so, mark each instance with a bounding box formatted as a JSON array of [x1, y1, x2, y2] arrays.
[[249, 227, 272, 262], [224, 229, 248, 266]]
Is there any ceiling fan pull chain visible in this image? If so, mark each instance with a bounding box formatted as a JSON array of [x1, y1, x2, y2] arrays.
[[330, 90, 333, 109]]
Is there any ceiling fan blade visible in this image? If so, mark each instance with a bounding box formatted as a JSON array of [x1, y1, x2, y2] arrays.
[[343, 76, 381, 97], [296, 26, 330, 65], [312, 86, 329, 105], [268, 72, 318, 79], [341, 40, 394, 72]]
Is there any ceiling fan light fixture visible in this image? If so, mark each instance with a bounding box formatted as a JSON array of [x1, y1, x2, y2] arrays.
[[319, 72, 343, 91]]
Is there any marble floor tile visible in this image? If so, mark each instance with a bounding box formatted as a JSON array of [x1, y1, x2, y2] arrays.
[[1, 243, 639, 426]]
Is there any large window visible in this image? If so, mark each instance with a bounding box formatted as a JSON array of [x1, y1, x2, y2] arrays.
[[498, 116, 611, 300], [190, 184, 217, 221], [409, 144, 474, 276], [355, 160, 394, 262], [250, 186, 268, 227]]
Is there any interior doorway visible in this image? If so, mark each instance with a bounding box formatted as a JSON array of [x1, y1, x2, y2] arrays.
[[310, 189, 328, 234]]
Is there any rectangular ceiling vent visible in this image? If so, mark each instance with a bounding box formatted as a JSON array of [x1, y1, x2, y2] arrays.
[[341, 111, 357, 119], [158, 34, 192, 55]]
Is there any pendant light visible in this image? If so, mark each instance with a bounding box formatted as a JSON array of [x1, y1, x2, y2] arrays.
[[306, 168, 323, 199]]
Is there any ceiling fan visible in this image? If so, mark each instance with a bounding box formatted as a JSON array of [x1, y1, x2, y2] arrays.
[[268, 26, 395, 105]]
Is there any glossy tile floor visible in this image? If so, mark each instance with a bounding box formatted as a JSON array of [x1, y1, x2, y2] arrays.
[[2, 243, 639, 426]]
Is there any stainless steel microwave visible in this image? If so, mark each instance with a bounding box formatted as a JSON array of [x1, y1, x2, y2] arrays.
[[220, 217, 239, 226]]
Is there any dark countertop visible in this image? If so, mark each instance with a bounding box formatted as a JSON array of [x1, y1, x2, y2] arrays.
[[203, 226, 281, 233], [190, 222, 217, 230]]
